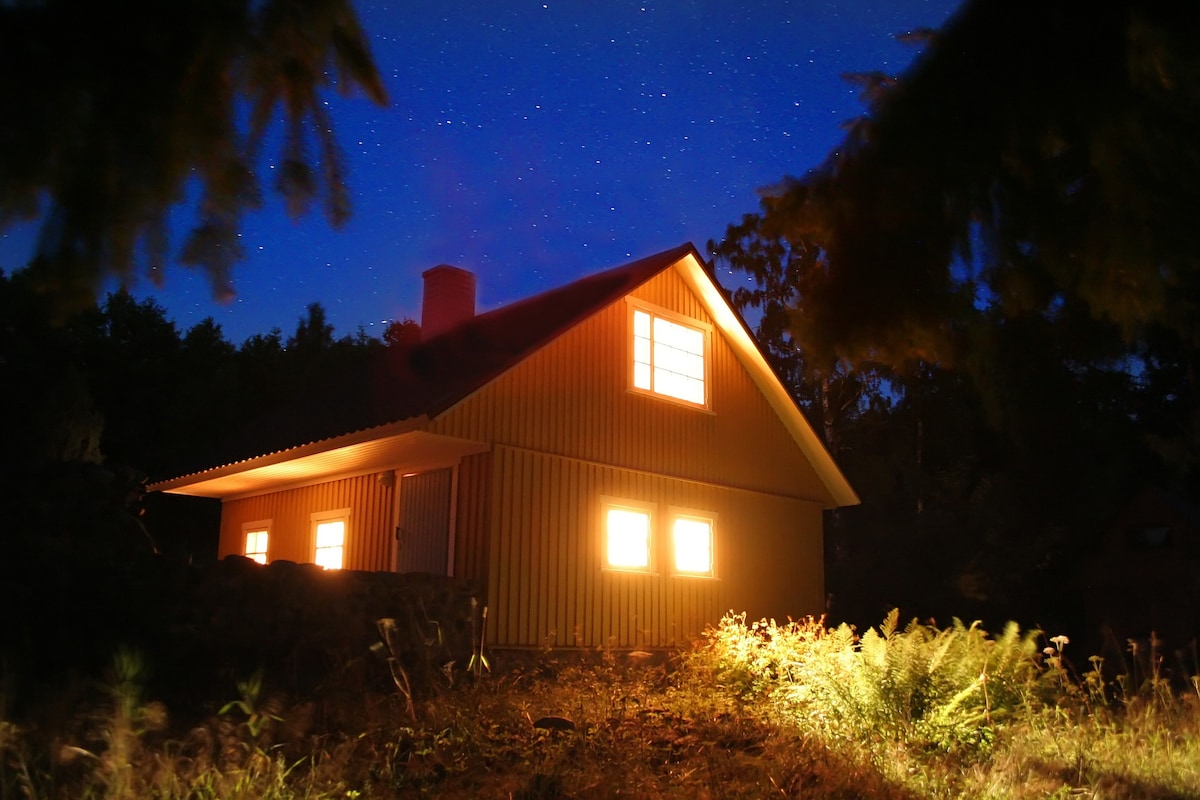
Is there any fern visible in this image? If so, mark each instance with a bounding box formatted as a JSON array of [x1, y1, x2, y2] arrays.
[[702, 609, 1053, 754]]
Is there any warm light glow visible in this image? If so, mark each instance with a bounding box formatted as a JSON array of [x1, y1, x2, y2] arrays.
[[314, 520, 345, 570], [632, 308, 705, 404], [606, 507, 650, 569], [673, 516, 713, 575], [633, 310, 653, 390], [244, 529, 268, 564]]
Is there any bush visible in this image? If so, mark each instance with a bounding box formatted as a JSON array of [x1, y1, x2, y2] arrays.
[[698, 609, 1055, 753]]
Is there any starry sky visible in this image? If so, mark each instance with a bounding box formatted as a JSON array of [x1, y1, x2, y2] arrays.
[[0, 0, 962, 346]]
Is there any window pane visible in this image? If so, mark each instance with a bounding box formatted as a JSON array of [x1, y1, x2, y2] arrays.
[[315, 520, 345, 570], [316, 520, 344, 548], [244, 530, 268, 564], [633, 361, 651, 390], [633, 309, 651, 338], [653, 340, 678, 371], [674, 517, 712, 574], [606, 507, 650, 569], [633, 336, 651, 365], [314, 544, 343, 570], [654, 367, 682, 400], [632, 307, 706, 405]]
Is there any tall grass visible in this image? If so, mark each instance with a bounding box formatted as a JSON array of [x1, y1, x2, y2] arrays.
[[2, 611, 1198, 799], [693, 610, 1200, 798]]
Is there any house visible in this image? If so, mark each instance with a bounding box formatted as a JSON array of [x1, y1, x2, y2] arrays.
[[151, 243, 858, 649]]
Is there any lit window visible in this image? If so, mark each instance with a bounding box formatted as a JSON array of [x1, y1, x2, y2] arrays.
[[672, 514, 714, 577], [605, 504, 652, 571], [242, 520, 271, 564], [632, 307, 707, 406], [244, 529, 269, 564], [313, 515, 347, 570]]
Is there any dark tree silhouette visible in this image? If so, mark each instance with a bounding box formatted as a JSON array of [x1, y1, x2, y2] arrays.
[[710, 0, 1198, 631], [0, 266, 410, 559], [289, 301, 337, 354], [0, 0, 387, 313], [384, 318, 421, 350], [730, 0, 1200, 367]]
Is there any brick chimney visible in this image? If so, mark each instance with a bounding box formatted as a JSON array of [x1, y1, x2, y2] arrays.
[[420, 264, 476, 340]]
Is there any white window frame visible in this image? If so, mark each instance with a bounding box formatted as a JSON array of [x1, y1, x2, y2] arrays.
[[242, 519, 272, 564], [627, 300, 712, 409], [669, 507, 717, 579], [311, 508, 351, 570], [601, 497, 656, 574]]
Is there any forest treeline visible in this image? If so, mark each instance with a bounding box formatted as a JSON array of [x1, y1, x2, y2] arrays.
[[707, 0, 1200, 639], [0, 250, 1181, 640], [2, 0, 1198, 646], [0, 268, 421, 562], [714, 247, 1175, 639]]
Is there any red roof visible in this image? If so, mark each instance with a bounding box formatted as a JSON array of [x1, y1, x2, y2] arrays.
[[217, 243, 702, 463]]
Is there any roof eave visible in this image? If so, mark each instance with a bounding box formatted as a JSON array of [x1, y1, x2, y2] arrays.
[[672, 249, 861, 509], [149, 415, 450, 499]]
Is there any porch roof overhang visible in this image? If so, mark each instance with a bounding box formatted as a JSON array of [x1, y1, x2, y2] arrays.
[[148, 417, 489, 500]]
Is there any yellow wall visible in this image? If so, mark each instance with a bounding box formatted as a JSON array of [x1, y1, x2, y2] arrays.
[[426, 266, 831, 646], [220, 474, 395, 570], [451, 451, 492, 582], [485, 445, 824, 648], [217, 264, 832, 647], [430, 267, 826, 502], [219, 454, 495, 583]]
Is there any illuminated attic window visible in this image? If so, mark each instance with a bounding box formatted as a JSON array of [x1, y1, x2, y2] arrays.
[[631, 305, 709, 407]]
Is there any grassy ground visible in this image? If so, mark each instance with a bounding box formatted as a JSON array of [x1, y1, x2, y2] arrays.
[[3, 616, 1199, 799]]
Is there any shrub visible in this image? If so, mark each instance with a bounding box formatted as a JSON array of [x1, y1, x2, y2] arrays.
[[699, 609, 1054, 753]]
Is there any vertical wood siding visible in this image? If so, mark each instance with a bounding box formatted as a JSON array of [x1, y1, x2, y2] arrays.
[[451, 451, 491, 583], [421, 264, 832, 646], [429, 267, 827, 502], [215, 262, 833, 650], [219, 455, 495, 583], [484, 445, 824, 648], [219, 473, 396, 570]]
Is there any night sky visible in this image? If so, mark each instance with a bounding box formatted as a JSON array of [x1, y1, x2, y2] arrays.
[[0, 0, 961, 346]]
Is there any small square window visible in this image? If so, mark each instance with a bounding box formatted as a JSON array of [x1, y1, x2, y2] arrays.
[[604, 502, 652, 572], [671, 512, 715, 577], [242, 520, 271, 564], [244, 529, 269, 564], [311, 510, 349, 570]]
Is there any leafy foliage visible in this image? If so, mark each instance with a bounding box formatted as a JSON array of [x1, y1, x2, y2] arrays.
[[0, 0, 387, 312], [730, 0, 1200, 367], [709, 0, 1198, 633], [0, 269, 413, 561], [699, 610, 1051, 754], [3, 614, 1199, 799]]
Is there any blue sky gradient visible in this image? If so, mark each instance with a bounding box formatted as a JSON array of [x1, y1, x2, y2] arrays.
[[0, 0, 961, 345]]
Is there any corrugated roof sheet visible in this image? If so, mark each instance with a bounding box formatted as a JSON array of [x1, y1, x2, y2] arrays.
[[152, 244, 697, 487]]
